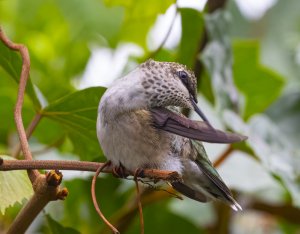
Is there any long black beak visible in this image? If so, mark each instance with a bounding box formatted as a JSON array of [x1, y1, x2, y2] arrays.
[[190, 97, 214, 129]]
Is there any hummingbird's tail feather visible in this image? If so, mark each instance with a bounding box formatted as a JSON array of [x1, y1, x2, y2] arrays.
[[230, 200, 242, 211], [171, 182, 209, 203], [172, 181, 242, 211]]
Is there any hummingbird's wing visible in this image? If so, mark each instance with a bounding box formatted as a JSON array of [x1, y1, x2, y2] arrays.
[[150, 107, 247, 144], [172, 140, 242, 211]]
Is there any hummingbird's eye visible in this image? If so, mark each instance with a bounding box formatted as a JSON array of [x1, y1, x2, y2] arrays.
[[178, 71, 188, 85]]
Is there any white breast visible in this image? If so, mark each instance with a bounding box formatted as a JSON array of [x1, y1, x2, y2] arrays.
[[97, 110, 183, 173]]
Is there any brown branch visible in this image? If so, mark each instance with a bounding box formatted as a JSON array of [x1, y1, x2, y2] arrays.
[[0, 28, 39, 182], [7, 171, 68, 234], [249, 200, 300, 225], [91, 161, 120, 234], [12, 113, 43, 158], [0, 28, 67, 234], [213, 144, 233, 168], [0, 158, 182, 182]]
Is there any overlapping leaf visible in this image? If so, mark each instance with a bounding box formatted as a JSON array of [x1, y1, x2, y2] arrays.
[[233, 41, 285, 119], [0, 42, 41, 108], [42, 87, 106, 160], [0, 156, 33, 214], [105, 0, 174, 48], [178, 8, 204, 68]]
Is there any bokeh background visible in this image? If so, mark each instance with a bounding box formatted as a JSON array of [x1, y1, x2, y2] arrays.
[[1, 0, 300, 233]]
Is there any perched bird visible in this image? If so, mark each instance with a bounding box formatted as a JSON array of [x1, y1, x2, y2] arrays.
[[97, 59, 247, 211]]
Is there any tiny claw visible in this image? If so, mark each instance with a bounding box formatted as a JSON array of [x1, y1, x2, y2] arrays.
[[57, 188, 69, 200], [112, 164, 128, 178], [46, 170, 63, 186], [134, 168, 144, 179]]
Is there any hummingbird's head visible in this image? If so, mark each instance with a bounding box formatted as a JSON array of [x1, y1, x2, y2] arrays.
[[140, 59, 212, 125]]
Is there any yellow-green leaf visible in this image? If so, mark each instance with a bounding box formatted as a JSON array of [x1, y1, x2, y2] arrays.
[[0, 155, 33, 215]]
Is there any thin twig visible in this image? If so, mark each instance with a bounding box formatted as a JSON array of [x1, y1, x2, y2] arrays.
[[134, 170, 144, 234], [213, 145, 233, 168], [13, 113, 43, 158], [147, 2, 178, 59], [0, 28, 39, 182], [91, 161, 120, 234]]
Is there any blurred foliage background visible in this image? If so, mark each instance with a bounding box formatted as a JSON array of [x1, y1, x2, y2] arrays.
[[1, 0, 300, 233]]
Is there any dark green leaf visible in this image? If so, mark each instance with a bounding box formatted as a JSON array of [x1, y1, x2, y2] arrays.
[[46, 214, 80, 234], [0, 42, 41, 108], [130, 200, 202, 234], [178, 8, 204, 68], [42, 87, 106, 160], [60, 177, 128, 233]]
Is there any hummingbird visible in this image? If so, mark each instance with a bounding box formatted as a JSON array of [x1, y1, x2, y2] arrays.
[[97, 59, 246, 211]]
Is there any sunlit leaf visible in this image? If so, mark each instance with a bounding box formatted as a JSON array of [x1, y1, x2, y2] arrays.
[[105, 0, 174, 48], [233, 40, 285, 119], [0, 156, 33, 215]]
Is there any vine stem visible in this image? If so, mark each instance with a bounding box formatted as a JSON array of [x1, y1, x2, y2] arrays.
[[91, 161, 120, 234], [13, 113, 43, 158], [0, 27, 39, 182]]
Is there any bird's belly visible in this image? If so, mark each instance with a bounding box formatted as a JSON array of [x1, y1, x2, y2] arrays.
[[97, 110, 182, 172]]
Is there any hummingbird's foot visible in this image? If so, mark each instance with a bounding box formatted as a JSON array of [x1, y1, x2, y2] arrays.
[[133, 168, 145, 179], [112, 164, 128, 178]]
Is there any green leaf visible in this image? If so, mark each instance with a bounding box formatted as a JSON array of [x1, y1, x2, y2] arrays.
[[55, 0, 124, 47], [0, 42, 41, 109], [42, 87, 106, 160], [46, 214, 80, 234], [178, 8, 204, 68], [201, 10, 241, 113], [61, 177, 128, 233], [130, 200, 202, 233], [233, 40, 285, 119], [105, 0, 174, 48], [266, 91, 300, 146], [0, 155, 33, 214], [224, 112, 300, 207]]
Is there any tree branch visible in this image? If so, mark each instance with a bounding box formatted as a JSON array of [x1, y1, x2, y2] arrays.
[[7, 171, 68, 234], [213, 144, 233, 168], [0, 158, 182, 182]]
